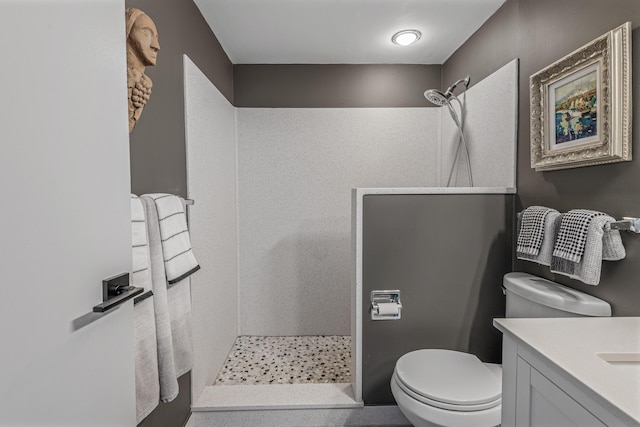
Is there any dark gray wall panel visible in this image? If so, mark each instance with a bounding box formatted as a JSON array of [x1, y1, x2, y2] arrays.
[[234, 64, 442, 107], [443, 0, 640, 316], [362, 194, 514, 404], [127, 0, 233, 197]]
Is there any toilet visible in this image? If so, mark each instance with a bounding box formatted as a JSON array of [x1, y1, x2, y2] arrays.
[[390, 272, 612, 427]]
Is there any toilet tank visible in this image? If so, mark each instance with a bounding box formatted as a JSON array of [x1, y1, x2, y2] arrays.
[[504, 272, 611, 318]]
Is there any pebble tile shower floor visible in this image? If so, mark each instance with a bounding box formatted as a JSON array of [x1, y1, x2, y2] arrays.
[[214, 335, 351, 385]]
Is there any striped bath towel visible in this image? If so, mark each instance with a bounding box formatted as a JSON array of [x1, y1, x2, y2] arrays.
[[143, 193, 200, 284], [130, 195, 160, 421], [142, 194, 195, 391]]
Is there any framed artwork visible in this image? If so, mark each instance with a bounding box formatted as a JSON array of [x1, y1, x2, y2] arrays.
[[530, 22, 631, 171]]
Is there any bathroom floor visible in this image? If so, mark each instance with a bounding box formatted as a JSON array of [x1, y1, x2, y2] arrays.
[[214, 335, 351, 385]]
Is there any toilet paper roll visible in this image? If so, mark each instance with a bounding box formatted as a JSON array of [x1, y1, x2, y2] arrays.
[[377, 302, 399, 316]]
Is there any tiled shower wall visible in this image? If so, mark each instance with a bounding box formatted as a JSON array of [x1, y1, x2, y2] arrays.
[[186, 62, 517, 341], [236, 61, 517, 336], [236, 108, 441, 336]]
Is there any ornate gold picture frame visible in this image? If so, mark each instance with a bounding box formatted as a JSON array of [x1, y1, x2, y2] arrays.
[[530, 22, 631, 171]]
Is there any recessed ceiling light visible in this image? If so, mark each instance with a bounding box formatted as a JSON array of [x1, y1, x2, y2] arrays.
[[391, 29, 422, 46]]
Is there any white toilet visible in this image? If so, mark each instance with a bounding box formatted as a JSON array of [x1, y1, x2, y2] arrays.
[[390, 272, 612, 427]]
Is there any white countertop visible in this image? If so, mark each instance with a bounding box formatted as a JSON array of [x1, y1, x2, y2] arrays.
[[494, 317, 640, 424]]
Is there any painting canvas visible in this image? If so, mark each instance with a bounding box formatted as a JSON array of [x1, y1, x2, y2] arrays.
[[549, 63, 599, 150]]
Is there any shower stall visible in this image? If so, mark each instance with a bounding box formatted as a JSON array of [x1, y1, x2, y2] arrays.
[[185, 56, 518, 424]]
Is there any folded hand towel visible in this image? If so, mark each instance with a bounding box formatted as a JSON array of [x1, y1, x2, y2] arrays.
[[143, 194, 200, 284], [552, 209, 606, 262], [131, 195, 160, 422], [518, 210, 562, 266], [140, 195, 179, 403], [517, 206, 558, 256], [551, 215, 625, 285]]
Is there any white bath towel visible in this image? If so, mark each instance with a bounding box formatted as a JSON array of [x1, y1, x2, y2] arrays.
[[167, 277, 194, 377], [143, 193, 200, 284], [141, 195, 179, 403], [518, 210, 562, 266], [551, 215, 626, 285], [131, 195, 160, 422]]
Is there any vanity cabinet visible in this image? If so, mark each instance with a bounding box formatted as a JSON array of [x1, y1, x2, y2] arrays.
[[495, 318, 640, 427], [515, 355, 606, 426]]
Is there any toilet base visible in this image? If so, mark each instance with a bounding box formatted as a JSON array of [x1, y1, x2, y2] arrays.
[[390, 373, 500, 427]]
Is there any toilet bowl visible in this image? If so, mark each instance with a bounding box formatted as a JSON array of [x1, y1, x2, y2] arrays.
[[390, 349, 501, 427], [390, 272, 613, 427]]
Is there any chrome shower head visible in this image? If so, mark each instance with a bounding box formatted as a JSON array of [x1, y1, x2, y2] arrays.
[[423, 89, 450, 106], [424, 75, 470, 106]]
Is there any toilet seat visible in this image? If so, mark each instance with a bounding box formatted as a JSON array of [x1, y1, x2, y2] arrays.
[[394, 349, 501, 412]]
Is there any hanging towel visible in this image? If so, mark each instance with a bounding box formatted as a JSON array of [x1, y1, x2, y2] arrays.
[[140, 195, 179, 403], [518, 210, 562, 266], [131, 195, 160, 422], [517, 206, 558, 256], [142, 193, 200, 284], [551, 215, 625, 285], [552, 209, 606, 262], [166, 277, 194, 377]]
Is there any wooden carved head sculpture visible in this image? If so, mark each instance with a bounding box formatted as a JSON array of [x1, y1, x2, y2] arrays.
[[125, 8, 160, 133]]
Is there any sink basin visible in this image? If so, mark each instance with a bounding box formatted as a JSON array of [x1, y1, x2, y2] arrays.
[[598, 353, 640, 366]]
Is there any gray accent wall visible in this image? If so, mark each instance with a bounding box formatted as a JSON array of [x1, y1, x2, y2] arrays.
[[234, 64, 442, 107], [362, 194, 514, 404], [443, 0, 640, 316], [127, 0, 233, 197]]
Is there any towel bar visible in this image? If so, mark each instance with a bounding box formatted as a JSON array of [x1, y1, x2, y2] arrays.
[[516, 212, 640, 234], [610, 217, 640, 233]]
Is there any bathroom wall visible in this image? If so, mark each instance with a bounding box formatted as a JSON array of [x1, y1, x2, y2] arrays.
[[236, 108, 440, 335], [234, 64, 441, 108], [361, 193, 514, 404], [126, 0, 233, 197], [443, 0, 640, 315], [184, 56, 238, 403], [439, 59, 518, 188]]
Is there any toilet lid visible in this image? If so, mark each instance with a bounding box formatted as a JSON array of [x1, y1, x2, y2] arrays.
[[394, 349, 501, 407]]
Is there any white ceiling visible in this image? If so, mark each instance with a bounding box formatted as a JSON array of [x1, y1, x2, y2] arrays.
[[193, 0, 506, 65]]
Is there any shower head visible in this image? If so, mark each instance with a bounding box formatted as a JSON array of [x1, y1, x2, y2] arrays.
[[424, 75, 471, 106], [423, 89, 450, 106]]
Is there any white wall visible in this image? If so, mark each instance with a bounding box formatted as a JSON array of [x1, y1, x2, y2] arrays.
[[440, 59, 518, 187], [236, 108, 440, 335], [184, 56, 238, 399]]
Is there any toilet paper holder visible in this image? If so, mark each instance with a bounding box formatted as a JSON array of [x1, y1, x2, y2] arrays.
[[370, 290, 402, 320]]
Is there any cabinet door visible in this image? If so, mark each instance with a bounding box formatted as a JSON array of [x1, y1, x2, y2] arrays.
[[516, 357, 606, 427]]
